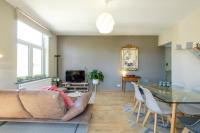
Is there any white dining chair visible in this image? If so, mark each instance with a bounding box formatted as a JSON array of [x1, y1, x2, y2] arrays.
[[141, 87, 172, 133], [131, 82, 137, 105], [131, 82, 145, 123], [179, 116, 200, 133]]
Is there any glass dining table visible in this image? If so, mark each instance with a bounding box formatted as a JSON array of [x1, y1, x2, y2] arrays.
[[139, 83, 200, 133]]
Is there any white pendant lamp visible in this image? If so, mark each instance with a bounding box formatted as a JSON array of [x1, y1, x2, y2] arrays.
[[96, 12, 115, 34], [96, 0, 115, 34]]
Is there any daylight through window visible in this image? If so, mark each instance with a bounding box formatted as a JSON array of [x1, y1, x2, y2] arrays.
[[17, 21, 49, 78]]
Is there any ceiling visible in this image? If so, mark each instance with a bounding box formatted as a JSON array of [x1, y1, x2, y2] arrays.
[[6, 0, 200, 35]]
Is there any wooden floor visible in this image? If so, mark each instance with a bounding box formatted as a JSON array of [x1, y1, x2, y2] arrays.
[[88, 90, 142, 133]]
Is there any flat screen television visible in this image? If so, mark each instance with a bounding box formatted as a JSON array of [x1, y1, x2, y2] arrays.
[[65, 70, 85, 82]]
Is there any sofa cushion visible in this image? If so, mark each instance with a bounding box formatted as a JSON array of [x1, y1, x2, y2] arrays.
[[62, 91, 92, 121], [46, 85, 74, 107], [19, 90, 66, 119], [0, 90, 31, 118]]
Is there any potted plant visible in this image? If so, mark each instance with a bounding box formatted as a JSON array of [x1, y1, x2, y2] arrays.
[[52, 77, 62, 87], [89, 70, 104, 85]]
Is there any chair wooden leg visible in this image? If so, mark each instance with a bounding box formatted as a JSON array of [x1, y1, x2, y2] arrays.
[[181, 127, 190, 133], [133, 96, 136, 106], [142, 110, 151, 127], [133, 100, 138, 112], [136, 102, 142, 123], [154, 113, 158, 133]]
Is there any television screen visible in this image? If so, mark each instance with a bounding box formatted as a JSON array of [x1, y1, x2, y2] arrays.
[[65, 70, 85, 82]]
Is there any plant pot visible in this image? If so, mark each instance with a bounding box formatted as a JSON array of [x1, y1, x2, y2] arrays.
[[92, 79, 99, 85]]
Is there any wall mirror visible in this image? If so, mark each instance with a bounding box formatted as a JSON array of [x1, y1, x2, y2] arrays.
[[121, 44, 139, 71]]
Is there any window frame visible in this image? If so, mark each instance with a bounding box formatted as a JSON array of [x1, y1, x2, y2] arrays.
[[17, 30, 47, 78], [32, 45, 43, 76]]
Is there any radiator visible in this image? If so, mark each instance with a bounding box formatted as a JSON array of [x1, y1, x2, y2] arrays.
[[18, 78, 52, 90]]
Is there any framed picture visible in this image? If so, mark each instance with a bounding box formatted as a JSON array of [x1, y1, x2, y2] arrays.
[[121, 45, 139, 71]]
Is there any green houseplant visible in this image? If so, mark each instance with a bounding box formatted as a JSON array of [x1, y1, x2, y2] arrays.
[[89, 69, 104, 85]]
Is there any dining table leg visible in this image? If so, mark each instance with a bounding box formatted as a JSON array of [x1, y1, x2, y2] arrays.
[[170, 103, 177, 133]]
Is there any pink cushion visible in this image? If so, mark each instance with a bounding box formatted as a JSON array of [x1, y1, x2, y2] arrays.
[[42, 85, 74, 108]]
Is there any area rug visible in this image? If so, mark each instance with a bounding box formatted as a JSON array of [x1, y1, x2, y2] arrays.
[[122, 103, 170, 133]]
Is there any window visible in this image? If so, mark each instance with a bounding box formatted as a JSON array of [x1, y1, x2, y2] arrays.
[[17, 21, 43, 46], [17, 43, 28, 77], [17, 20, 49, 79], [33, 48, 42, 75]]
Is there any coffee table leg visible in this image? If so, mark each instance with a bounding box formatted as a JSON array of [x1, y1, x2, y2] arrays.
[[170, 103, 177, 133]]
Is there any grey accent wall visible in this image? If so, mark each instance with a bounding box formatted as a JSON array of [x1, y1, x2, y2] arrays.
[[58, 36, 165, 90]]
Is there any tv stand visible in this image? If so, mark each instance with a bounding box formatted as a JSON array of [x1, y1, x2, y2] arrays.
[[62, 82, 89, 92]]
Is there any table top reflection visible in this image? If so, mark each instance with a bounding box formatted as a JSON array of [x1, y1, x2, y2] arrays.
[[140, 83, 200, 104]]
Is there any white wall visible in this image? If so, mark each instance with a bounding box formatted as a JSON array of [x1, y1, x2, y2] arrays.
[[0, 0, 17, 89], [0, 1, 57, 89], [159, 8, 200, 89]]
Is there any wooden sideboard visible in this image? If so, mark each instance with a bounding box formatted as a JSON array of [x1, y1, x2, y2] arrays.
[[122, 75, 141, 92]]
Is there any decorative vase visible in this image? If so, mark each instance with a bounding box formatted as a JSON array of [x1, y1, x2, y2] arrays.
[[92, 79, 99, 85]]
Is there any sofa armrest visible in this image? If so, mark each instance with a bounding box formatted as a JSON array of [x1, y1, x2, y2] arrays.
[[62, 91, 92, 121]]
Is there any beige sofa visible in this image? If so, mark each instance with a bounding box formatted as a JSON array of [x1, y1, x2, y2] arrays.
[[0, 90, 92, 124]]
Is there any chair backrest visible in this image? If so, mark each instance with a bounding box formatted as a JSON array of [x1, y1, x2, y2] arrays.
[[132, 83, 145, 102], [141, 87, 161, 113], [131, 82, 137, 89], [131, 82, 137, 93]]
